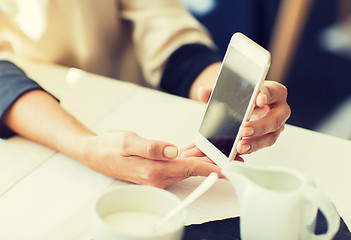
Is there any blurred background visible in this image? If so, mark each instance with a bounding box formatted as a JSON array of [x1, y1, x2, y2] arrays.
[[182, 0, 351, 140]]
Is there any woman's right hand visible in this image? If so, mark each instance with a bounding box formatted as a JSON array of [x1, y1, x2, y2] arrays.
[[81, 130, 222, 189]]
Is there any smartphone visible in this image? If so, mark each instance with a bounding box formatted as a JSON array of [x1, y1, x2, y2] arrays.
[[195, 32, 271, 168]]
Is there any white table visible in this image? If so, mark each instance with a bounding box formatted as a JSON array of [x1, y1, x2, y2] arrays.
[[0, 60, 350, 239]]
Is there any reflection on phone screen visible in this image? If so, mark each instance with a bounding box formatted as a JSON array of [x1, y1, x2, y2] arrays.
[[199, 46, 260, 157]]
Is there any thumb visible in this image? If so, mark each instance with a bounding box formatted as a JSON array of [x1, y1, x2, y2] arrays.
[[197, 87, 212, 103], [124, 133, 178, 160]]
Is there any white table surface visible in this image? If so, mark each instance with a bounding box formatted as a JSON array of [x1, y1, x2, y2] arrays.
[[1, 59, 350, 239]]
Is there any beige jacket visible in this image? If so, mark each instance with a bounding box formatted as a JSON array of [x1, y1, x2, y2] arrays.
[[0, 0, 214, 88]]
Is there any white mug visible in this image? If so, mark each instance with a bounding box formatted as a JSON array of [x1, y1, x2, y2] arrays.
[[93, 185, 186, 240]]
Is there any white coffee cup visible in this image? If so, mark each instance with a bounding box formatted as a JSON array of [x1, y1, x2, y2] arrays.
[[93, 185, 186, 240]]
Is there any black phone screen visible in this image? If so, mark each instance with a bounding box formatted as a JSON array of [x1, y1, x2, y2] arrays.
[[199, 46, 261, 157]]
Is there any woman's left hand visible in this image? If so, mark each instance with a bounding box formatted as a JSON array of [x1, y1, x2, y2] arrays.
[[196, 80, 291, 155]]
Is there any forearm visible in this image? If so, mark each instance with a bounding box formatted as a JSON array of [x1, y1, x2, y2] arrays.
[[2, 90, 96, 162]]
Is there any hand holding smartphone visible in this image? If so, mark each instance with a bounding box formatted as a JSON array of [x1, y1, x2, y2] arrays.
[[195, 32, 271, 168]]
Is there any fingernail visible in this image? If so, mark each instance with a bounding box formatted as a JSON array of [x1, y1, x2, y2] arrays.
[[259, 93, 268, 105], [263, 94, 268, 104], [240, 144, 251, 153], [164, 146, 178, 158], [243, 127, 254, 137]]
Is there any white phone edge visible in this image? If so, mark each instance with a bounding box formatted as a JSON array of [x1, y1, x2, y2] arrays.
[[195, 32, 271, 169]]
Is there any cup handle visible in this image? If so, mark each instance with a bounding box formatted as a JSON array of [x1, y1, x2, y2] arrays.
[[302, 185, 340, 240]]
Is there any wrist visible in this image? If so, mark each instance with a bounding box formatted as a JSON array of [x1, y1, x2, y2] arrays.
[[76, 132, 98, 165], [57, 126, 97, 165]]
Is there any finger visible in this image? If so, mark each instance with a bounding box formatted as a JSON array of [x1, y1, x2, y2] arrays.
[[179, 143, 196, 154], [237, 125, 285, 154], [250, 105, 270, 121], [178, 156, 216, 165], [234, 155, 244, 162], [197, 87, 212, 104], [179, 159, 224, 179], [179, 143, 197, 157], [179, 146, 205, 158], [123, 133, 178, 160], [241, 101, 290, 137], [154, 158, 223, 178], [256, 81, 288, 107], [110, 154, 184, 189], [136, 158, 223, 188]]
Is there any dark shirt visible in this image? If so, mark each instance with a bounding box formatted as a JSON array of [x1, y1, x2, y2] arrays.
[[160, 43, 221, 97], [0, 61, 45, 138], [0, 44, 221, 138]]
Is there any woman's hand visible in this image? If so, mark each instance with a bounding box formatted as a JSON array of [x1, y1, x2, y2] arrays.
[[81, 130, 222, 189], [197, 80, 291, 155], [237, 81, 290, 154]]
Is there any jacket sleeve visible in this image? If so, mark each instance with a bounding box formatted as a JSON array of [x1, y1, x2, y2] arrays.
[[120, 0, 220, 89], [0, 60, 46, 138]]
